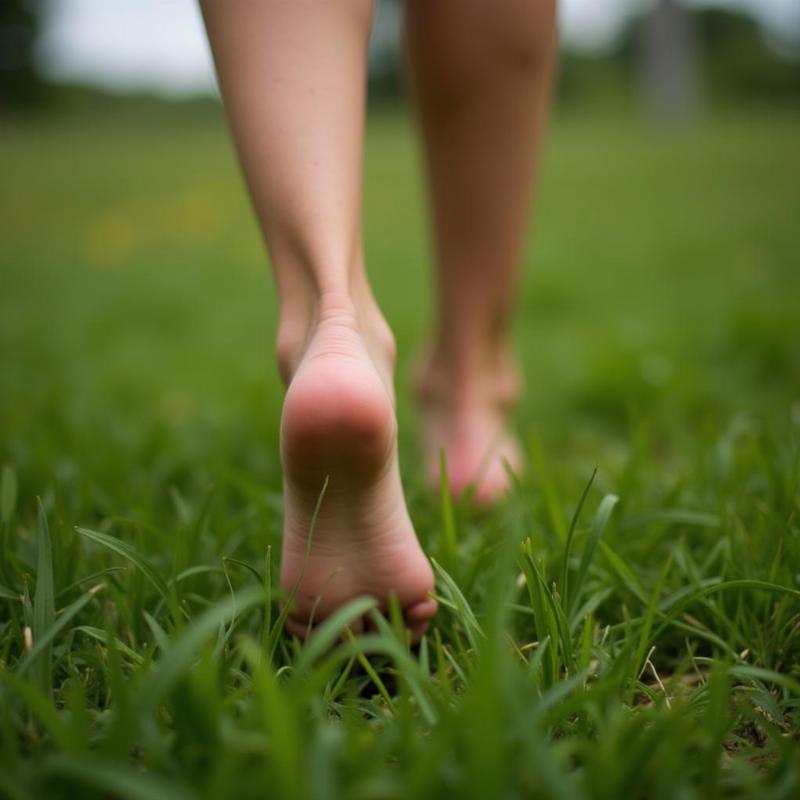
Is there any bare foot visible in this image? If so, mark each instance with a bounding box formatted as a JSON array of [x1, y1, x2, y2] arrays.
[[279, 303, 437, 642], [415, 352, 523, 505]]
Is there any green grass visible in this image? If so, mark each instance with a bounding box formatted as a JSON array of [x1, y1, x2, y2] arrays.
[[1, 98, 799, 799]]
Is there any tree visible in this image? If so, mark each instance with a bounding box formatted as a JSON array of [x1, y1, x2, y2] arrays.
[[0, 0, 45, 110]]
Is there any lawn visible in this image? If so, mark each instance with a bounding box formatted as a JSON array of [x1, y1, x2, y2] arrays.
[[1, 97, 799, 799]]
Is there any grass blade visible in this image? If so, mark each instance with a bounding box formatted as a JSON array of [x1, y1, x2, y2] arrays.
[[569, 493, 619, 620], [269, 477, 328, 662], [619, 508, 721, 530], [142, 610, 171, 654], [652, 579, 800, 640], [76, 526, 169, 601], [1, 465, 16, 526], [42, 754, 194, 800], [222, 556, 262, 585], [1, 670, 74, 750], [430, 557, 484, 650], [0, 465, 16, 585], [262, 546, 272, 653], [74, 626, 144, 665], [519, 540, 565, 686], [438, 447, 458, 574], [729, 665, 800, 697], [17, 590, 97, 678], [561, 467, 597, 607], [346, 629, 397, 714], [138, 585, 263, 713], [31, 499, 55, 696], [239, 636, 304, 800], [628, 555, 672, 705], [294, 596, 378, 674], [0, 585, 19, 601]]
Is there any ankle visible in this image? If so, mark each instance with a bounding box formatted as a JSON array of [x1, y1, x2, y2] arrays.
[[275, 283, 395, 385], [417, 339, 520, 410]]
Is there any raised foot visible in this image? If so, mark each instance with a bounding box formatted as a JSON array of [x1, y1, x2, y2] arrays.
[[280, 313, 436, 642]]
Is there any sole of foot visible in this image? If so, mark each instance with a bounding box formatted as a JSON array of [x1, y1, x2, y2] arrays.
[[279, 310, 437, 643]]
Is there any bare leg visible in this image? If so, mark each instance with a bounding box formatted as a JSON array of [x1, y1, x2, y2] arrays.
[[406, 0, 557, 503], [201, 0, 436, 639]]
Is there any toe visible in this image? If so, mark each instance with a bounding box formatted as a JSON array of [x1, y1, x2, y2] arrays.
[[473, 465, 513, 505], [285, 615, 311, 639], [407, 619, 430, 644], [405, 597, 438, 622]]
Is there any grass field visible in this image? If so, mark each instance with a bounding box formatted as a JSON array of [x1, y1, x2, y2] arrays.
[[1, 98, 799, 799]]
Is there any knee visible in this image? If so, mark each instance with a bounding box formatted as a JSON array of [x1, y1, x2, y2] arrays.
[[485, 0, 557, 75], [413, 0, 556, 100]]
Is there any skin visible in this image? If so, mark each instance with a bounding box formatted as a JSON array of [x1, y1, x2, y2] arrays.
[[406, 0, 557, 502], [200, 0, 555, 639]]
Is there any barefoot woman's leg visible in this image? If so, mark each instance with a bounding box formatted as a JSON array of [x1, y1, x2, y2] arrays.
[[406, 0, 557, 503], [201, 0, 436, 639]]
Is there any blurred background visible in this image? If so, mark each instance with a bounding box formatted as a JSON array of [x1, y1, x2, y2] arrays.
[[4, 0, 799, 110], [1, 0, 799, 504]]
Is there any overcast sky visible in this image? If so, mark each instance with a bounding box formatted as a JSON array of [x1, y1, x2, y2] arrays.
[[35, 0, 800, 97]]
